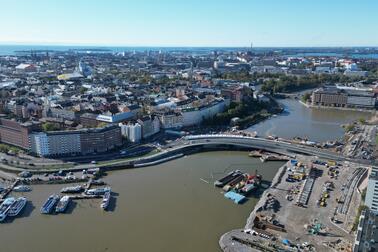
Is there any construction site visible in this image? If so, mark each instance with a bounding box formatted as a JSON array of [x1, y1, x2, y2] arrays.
[[220, 154, 368, 252]]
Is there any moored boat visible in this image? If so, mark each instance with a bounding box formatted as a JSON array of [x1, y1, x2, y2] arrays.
[[8, 197, 27, 217], [214, 170, 242, 187], [0, 197, 16, 222], [222, 173, 246, 192], [55, 196, 71, 213], [85, 187, 111, 196], [61, 185, 83, 193], [41, 195, 60, 214], [101, 191, 111, 210], [13, 185, 32, 192]]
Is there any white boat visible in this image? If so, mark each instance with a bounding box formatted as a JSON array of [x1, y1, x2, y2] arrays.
[[41, 195, 60, 214], [61, 186, 83, 193], [85, 187, 111, 196], [8, 197, 27, 217], [0, 197, 16, 222], [13, 185, 32, 192], [55, 196, 71, 213], [101, 191, 111, 210]]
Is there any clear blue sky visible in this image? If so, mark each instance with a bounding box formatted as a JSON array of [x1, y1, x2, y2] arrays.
[[1, 0, 377, 47]]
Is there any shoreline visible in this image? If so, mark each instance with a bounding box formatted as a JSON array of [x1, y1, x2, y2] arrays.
[[299, 100, 376, 113], [219, 161, 289, 251]]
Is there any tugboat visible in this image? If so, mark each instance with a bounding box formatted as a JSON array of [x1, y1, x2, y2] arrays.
[[0, 197, 16, 222], [13, 185, 32, 192], [40, 195, 60, 214], [8, 197, 27, 217], [240, 173, 262, 195], [61, 185, 83, 193], [55, 196, 71, 213], [101, 191, 111, 210]]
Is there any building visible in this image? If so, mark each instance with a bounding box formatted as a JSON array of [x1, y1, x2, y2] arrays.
[[344, 70, 368, 77], [347, 90, 376, 108], [353, 208, 378, 252], [0, 119, 39, 149], [80, 113, 100, 128], [15, 63, 37, 72], [181, 99, 228, 127], [312, 87, 376, 109], [43, 107, 78, 121], [80, 125, 122, 154], [156, 112, 184, 129], [137, 116, 160, 139], [30, 131, 81, 156], [119, 123, 142, 143], [96, 111, 134, 123], [312, 88, 348, 107], [29, 125, 122, 157], [365, 167, 378, 213]]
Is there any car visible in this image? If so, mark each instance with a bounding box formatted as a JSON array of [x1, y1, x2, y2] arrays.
[[91, 161, 97, 164]]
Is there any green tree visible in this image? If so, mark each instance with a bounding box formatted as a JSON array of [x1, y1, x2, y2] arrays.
[[42, 122, 58, 132], [79, 86, 88, 94]]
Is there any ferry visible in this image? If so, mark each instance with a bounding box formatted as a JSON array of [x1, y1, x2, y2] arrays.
[[0, 197, 16, 222], [40, 195, 60, 214], [101, 191, 111, 210], [55, 196, 71, 213], [214, 170, 242, 187], [85, 187, 111, 196], [61, 185, 83, 193], [8, 197, 27, 217], [13, 185, 32, 192]]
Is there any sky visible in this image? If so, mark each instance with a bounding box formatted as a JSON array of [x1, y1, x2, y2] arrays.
[[0, 0, 377, 47]]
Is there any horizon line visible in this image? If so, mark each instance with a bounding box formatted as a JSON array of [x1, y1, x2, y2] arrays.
[[0, 42, 378, 49]]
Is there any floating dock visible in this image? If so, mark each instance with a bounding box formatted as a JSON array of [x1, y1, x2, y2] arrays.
[[224, 191, 246, 204]]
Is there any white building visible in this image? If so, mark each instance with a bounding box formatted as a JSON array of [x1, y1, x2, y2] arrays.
[[181, 99, 228, 127], [157, 112, 184, 129], [96, 111, 134, 123], [365, 167, 378, 213], [119, 123, 142, 143], [137, 116, 160, 139], [29, 131, 81, 157]]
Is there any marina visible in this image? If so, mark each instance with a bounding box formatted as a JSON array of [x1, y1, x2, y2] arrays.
[[0, 152, 284, 252]]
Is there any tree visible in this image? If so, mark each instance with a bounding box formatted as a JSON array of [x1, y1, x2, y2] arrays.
[[42, 122, 58, 132], [302, 93, 311, 103], [79, 86, 88, 94]]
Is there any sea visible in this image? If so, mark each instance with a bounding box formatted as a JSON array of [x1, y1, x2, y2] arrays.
[[1, 44, 378, 58]]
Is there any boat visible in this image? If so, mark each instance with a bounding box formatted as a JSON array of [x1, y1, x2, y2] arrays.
[[55, 196, 71, 213], [214, 170, 242, 187], [241, 183, 258, 194], [40, 195, 60, 214], [13, 185, 32, 192], [101, 191, 111, 210], [8, 197, 27, 217], [240, 174, 262, 195], [0, 197, 16, 222], [61, 185, 83, 193], [222, 174, 246, 192], [85, 187, 111, 196]]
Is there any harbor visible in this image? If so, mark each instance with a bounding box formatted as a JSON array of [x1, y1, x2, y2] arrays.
[[219, 154, 367, 252], [0, 152, 284, 252]]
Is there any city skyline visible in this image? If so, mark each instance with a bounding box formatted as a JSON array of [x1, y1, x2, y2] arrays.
[[1, 0, 378, 47]]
